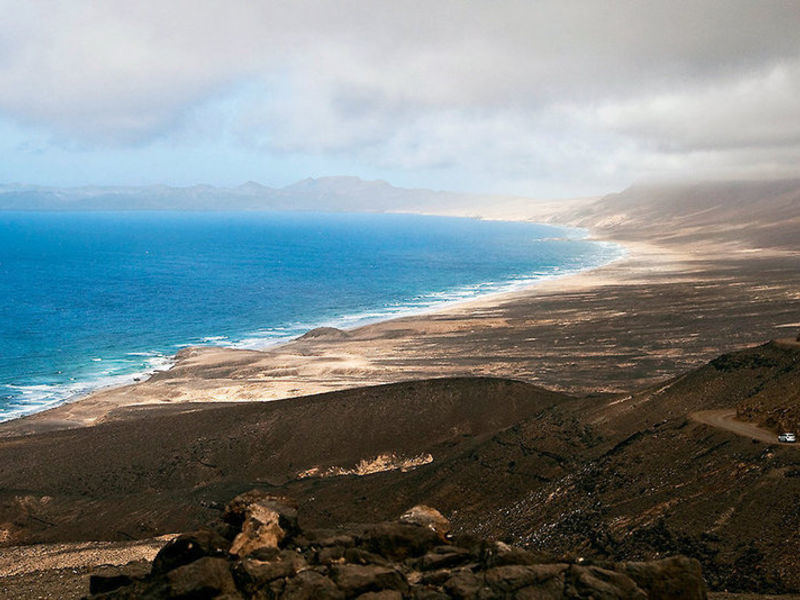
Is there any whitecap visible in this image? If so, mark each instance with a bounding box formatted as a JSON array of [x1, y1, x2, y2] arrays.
[[0, 352, 176, 423]]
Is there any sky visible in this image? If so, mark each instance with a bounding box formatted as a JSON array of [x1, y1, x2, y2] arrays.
[[1, 1, 799, 197]]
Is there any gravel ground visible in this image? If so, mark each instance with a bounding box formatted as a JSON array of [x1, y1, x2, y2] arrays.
[[0, 537, 172, 599], [0, 566, 91, 600]]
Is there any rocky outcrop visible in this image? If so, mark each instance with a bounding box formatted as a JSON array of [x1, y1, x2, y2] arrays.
[[228, 496, 299, 557], [398, 505, 451, 540], [296, 327, 351, 341], [86, 491, 707, 599], [297, 452, 434, 479]]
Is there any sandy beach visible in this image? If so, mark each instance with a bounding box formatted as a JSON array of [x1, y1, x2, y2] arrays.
[[3, 182, 799, 437]]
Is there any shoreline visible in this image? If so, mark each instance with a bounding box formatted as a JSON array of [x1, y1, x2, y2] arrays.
[[4, 181, 799, 598], [0, 230, 676, 437], [228, 225, 626, 351], [0, 217, 625, 426], [2, 193, 799, 437]]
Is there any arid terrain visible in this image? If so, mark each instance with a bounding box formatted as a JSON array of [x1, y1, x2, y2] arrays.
[[2, 343, 800, 597], [5, 181, 800, 437], [1, 179, 799, 598]]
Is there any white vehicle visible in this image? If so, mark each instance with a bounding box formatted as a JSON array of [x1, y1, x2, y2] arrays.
[[778, 432, 797, 443]]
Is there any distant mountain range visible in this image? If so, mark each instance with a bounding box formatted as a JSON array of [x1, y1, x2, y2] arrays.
[[6, 177, 798, 245], [0, 176, 514, 214]]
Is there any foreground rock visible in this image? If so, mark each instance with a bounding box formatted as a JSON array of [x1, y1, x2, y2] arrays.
[[85, 490, 707, 599]]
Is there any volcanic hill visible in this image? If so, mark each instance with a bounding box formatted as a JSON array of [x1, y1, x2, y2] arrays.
[[2, 341, 800, 594]]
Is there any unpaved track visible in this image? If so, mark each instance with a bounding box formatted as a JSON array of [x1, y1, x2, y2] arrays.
[[691, 409, 795, 446]]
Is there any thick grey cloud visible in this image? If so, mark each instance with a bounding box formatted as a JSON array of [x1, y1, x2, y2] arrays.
[[0, 0, 798, 191]]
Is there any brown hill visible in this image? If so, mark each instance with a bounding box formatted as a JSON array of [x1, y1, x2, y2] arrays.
[[272, 343, 800, 592], [2, 343, 800, 593], [561, 179, 800, 249], [733, 339, 800, 433], [0, 378, 566, 545]]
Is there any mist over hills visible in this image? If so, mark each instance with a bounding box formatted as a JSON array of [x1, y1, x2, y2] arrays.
[[0, 177, 504, 214], [5, 177, 800, 241], [558, 178, 800, 249]]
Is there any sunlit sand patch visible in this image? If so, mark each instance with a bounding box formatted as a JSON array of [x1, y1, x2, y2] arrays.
[[296, 452, 433, 479], [0, 535, 175, 577]]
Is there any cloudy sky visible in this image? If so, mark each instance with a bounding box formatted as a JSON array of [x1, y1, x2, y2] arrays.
[[1, 1, 798, 196]]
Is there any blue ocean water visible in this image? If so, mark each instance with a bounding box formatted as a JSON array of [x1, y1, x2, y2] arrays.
[[0, 211, 622, 420]]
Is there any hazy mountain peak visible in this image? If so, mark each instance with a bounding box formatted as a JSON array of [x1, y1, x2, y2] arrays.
[[237, 181, 270, 192], [0, 176, 475, 213]]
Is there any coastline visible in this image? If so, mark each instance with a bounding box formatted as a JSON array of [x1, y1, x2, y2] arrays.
[[0, 231, 675, 436], [3, 180, 800, 596], [3, 200, 800, 438], [0, 216, 623, 427]]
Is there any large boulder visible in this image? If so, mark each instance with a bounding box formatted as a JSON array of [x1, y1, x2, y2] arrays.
[[565, 564, 647, 599], [223, 490, 298, 532], [418, 546, 472, 571], [330, 564, 409, 596], [442, 569, 490, 599], [616, 556, 708, 600], [362, 522, 442, 560], [399, 505, 451, 540], [484, 564, 567, 596], [230, 503, 286, 556], [166, 556, 239, 598], [228, 495, 299, 557], [281, 570, 344, 600], [89, 561, 151, 595], [484, 541, 551, 568], [233, 550, 308, 595], [151, 529, 231, 575]]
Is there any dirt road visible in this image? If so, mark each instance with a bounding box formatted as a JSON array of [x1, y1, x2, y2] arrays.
[[690, 409, 795, 446]]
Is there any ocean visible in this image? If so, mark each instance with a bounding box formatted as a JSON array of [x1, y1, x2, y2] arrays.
[[0, 211, 623, 421]]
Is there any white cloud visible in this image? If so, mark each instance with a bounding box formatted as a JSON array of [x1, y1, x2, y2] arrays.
[[594, 60, 800, 152], [0, 0, 798, 191]]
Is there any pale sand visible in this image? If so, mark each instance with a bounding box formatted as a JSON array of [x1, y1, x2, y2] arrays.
[[0, 536, 173, 577], [0, 536, 174, 600], [0, 238, 655, 432], [2, 205, 799, 438]]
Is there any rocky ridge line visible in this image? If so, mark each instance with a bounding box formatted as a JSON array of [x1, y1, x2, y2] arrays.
[[86, 490, 707, 599]]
